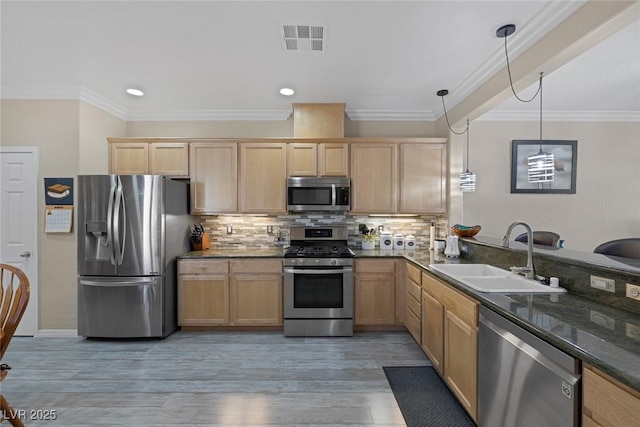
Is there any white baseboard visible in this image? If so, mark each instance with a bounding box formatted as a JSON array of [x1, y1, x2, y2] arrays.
[[36, 329, 79, 338]]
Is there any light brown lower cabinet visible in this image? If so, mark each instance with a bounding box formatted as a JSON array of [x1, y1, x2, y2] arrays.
[[230, 260, 283, 325], [583, 364, 640, 427], [444, 308, 477, 418], [405, 262, 422, 343], [354, 259, 396, 325], [421, 271, 478, 421], [421, 289, 444, 375], [178, 259, 282, 327], [178, 260, 230, 325]]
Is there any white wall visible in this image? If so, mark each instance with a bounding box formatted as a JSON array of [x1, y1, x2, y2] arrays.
[[460, 120, 640, 252]]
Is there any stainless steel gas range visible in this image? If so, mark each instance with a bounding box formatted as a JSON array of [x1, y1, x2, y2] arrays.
[[283, 226, 355, 337]]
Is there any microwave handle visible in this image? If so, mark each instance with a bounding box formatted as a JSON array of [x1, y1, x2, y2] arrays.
[[332, 184, 336, 206]]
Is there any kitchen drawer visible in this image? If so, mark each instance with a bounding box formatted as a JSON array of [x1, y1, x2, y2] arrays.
[[422, 272, 477, 327], [230, 259, 282, 274], [405, 306, 421, 344], [355, 259, 395, 274], [406, 292, 421, 319], [179, 259, 229, 275], [406, 262, 422, 284], [406, 277, 422, 302], [583, 364, 640, 427]]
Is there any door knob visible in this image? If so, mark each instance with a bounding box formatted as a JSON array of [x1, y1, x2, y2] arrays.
[[20, 251, 31, 258]]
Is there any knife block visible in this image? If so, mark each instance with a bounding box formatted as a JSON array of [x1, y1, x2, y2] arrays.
[[191, 233, 211, 251]]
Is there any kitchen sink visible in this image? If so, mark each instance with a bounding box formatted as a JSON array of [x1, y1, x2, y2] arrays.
[[429, 263, 566, 294]]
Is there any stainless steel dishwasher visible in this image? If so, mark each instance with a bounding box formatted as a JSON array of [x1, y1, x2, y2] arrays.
[[478, 306, 581, 427]]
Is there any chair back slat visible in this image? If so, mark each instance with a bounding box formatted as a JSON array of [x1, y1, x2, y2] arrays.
[[0, 264, 30, 360]]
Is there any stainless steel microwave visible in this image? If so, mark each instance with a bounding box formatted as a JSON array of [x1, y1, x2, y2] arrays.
[[287, 177, 350, 212]]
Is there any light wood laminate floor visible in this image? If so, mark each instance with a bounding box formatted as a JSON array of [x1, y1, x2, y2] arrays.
[[1, 331, 430, 426]]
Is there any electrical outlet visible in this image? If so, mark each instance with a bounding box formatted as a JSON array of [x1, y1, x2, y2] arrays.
[[590, 275, 615, 293], [626, 283, 640, 301], [267, 225, 273, 235], [226, 225, 233, 235]]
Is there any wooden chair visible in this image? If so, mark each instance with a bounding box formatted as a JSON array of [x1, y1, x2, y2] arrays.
[[0, 264, 30, 427]]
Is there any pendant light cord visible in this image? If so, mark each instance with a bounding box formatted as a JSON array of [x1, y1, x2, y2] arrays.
[[504, 34, 542, 103], [465, 119, 471, 172], [440, 95, 468, 136], [539, 73, 543, 151]]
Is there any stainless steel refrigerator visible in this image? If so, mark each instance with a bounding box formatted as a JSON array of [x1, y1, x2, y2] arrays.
[[77, 175, 194, 338]]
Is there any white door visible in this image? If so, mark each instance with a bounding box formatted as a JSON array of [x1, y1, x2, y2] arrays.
[[0, 147, 38, 336]]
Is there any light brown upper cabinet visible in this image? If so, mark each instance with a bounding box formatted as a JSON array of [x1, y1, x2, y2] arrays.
[[350, 142, 398, 213], [239, 142, 287, 214], [190, 142, 238, 214], [108, 140, 189, 178], [399, 143, 446, 214], [288, 142, 349, 177], [350, 139, 447, 214]]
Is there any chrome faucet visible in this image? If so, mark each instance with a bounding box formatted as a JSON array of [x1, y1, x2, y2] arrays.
[[501, 221, 535, 280]]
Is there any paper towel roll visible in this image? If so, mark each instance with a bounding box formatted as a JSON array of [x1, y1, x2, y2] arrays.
[[429, 224, 435, 250]]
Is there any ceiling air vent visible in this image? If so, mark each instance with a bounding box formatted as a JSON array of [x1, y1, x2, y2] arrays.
[[281, 24, 325, 52]]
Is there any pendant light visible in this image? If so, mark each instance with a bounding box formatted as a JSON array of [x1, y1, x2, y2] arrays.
[[437, 89, 475, 192], [528, 73, 554, 182], [496, 24, 553, 183]]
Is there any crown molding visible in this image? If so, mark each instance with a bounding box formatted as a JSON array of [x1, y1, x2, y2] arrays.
[[1, 85, 129, 120], [442, 1, 585, 109], [345, 109, 436, 121], [79, 87, 128, 120], [477, 110, 640, 122]]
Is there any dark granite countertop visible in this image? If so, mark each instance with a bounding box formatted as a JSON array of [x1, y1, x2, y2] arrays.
[[404, 252, 640, 393], [179, 246, 640, 391]]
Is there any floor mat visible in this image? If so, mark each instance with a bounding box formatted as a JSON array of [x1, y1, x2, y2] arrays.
[[383, 366, 476, 427]]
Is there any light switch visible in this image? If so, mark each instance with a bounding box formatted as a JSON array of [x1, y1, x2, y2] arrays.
[[589, 275, 615, 293]]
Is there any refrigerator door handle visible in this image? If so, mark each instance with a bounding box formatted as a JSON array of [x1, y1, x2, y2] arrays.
[[106, 179, 117, 264], [80, 278, 157, 287], [113, 178, 127, 266]]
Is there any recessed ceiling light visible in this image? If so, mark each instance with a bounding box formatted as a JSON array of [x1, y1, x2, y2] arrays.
[[126, 88, 144, 97], [280, 88, 295, 96]]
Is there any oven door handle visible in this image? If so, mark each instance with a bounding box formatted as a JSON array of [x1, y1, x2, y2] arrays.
[[284, 268, 352, 274]]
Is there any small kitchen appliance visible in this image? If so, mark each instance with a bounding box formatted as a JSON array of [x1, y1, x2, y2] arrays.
[[444, 235, 460, 257], [283, 226, 355, 337], [287, 177, 350, 212]]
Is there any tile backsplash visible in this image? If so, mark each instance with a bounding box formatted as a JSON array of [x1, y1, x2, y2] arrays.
[[201, 214, 449, 249]]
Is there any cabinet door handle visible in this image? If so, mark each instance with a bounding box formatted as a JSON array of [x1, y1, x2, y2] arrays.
[[20, 251, 31, 258]]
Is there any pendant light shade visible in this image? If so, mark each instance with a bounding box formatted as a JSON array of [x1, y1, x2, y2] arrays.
[[527, 150, 554, 182], [437, 91, 476, 192], [460, 170, 476, 192]]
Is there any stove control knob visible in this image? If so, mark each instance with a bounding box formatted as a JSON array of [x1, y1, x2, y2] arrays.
[[330, 259, 337, 265], [315, 259, 320, 264]]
